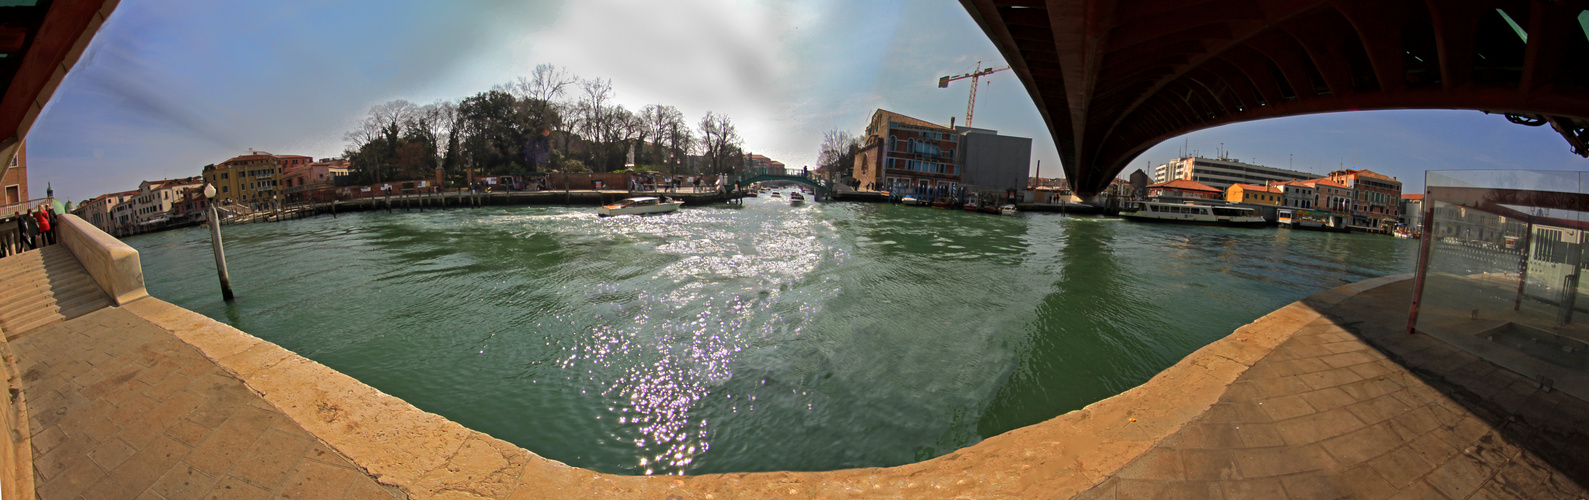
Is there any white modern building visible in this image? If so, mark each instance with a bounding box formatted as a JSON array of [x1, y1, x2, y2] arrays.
[[1152, 156, 1315, 191]]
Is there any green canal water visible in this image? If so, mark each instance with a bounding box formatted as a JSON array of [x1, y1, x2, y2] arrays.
[[123, 195, 1417, 475]]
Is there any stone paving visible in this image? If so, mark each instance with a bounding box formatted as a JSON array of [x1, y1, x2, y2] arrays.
[[12, 306, 404, 500], [1079, 279, 1589, 499]]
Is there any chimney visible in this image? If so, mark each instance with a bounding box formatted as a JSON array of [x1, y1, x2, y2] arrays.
[[950, 116, 956, 128]]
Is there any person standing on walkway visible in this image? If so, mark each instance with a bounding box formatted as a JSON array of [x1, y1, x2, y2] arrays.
[[44, 205, 58, 245], [22, 208, 39, 249], [36, 206, 53, 246], [14, 213, 33, 250]]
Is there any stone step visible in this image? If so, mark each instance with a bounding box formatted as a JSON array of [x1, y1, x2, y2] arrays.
[[0, 272, 95, 306], [58, 295, 109, 321], [0, 244, 110, 339], [0, 255, 58, 281], [0, 253, 77, 284], [0, 306, 61, 337], [0, 283, 103, 324], [2, 314, 62, 341], [0, 245, 72, 266]]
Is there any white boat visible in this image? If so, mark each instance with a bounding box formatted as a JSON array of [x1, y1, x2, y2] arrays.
[[900, 196, 919, 205], [1120, 200, 1267, 228], [1277, 209, 1350, 232], [769, 191, 782, 198], [790, 192, 805, 205], [1000, 204, 1018, 215], [597, 197, 684, 216]]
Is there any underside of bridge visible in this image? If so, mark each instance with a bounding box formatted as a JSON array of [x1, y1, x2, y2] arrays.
[[958, 0, 1589, 197], [0, 0, 117, 179]]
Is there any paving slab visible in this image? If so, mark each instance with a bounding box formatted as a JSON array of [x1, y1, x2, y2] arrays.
[[1082, 279, 1589, 499], [11, 306, 404, 500]]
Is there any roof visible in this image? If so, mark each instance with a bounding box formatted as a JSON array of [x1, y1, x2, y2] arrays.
[[873, 109, 950, 131], [1402, 194, 1424, 201], [220, 154, 276, 165], [1229, 183, 1281, 193], [142, 176, 203, 189], [1300, 178, 1349, 189], [1148, 179, 1222, 192], [1332, 169, 1397, 182]]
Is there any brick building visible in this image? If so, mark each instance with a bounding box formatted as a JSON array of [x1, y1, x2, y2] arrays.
[[851, 110, 960, 192], [1327, 169, 1404, 228]]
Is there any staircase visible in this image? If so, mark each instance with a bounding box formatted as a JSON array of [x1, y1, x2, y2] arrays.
[[0, 245, 112, 340]]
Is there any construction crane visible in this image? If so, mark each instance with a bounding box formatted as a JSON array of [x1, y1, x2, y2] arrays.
[[938, 62, 1011, 127]]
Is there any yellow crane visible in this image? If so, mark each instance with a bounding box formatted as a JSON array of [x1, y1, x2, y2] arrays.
[[938, 62, 1011, 127]]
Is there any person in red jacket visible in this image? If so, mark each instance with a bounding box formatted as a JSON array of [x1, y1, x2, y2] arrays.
[[33, 207, 51, 246]]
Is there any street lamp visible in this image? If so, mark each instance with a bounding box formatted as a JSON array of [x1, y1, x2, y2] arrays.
[[204, 184, 235, 301]]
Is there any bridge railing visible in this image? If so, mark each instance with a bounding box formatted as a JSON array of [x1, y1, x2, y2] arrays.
[[733, 167, 833, 192]]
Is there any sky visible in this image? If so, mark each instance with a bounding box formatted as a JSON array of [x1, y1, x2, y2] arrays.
[[24, 0, 1589, 203]]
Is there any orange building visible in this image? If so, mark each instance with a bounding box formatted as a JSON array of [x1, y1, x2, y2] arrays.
[[1226, 183, 1283, 205], [280, 159, 351, 203], [202, 151, 313, 206], [1146, 179, 1222, 200]]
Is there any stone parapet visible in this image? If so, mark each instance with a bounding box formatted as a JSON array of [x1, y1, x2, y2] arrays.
[[56, 213, 146, 305]]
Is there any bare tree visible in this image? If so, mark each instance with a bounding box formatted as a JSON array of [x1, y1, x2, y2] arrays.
[[817, 129, 863, 181], [698, 111, 742, 175], [664, 114, 694, 178], [343, 100, 419, 183], [639, 104, 688, 169], [577, 78, 616, 170]]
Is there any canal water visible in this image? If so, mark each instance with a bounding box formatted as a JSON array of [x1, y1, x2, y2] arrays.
[[124, 195, 1417, 475]]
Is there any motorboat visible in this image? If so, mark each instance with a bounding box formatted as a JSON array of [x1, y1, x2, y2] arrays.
[[900, 195, 919, 205], [962, 200, 980, 212], [1120, 201, 1267, 227], [790, 192, 805, 205], [769, 191, 782, 198], [597, 197, 684, 216], [931, 197, 954, 208], [1277, 209, 1350, 232], [999, 204, 1018, 215], [980, 203, 1002, 215]]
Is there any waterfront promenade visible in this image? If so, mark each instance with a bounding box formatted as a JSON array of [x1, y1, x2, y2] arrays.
[[2, 224, 1586, 497]]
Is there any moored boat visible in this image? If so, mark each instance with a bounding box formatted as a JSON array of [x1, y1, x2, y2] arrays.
[[999, 204, 1017, 215], [931, 197, 954, 208], [1277, 209, 1350, 232], [1120, 200, 1267, 227], [597, 197, 684, 216], [979, 203, 1001, 215], [963, 200, 980, 212]]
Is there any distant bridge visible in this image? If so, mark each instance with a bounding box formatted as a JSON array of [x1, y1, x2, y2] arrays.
[[733, 168, 834, 196], [958, 0, 1589, 198]]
